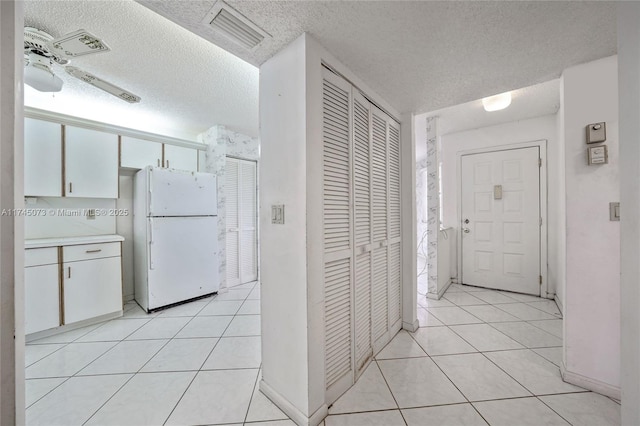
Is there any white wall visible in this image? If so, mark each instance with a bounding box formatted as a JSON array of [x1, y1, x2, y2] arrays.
[[561, 55, 620, 397], [0, 1, 24, 423], [440, 114, 560, 298], [618, 4, 640, 423], [259, 34, 311, 419]]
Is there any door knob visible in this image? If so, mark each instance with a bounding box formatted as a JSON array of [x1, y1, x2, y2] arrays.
[[463, 228, 470, 233]]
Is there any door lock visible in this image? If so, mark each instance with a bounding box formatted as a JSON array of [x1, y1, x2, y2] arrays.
[[464, 218, 469, 224], [463, 228, 470, 233]]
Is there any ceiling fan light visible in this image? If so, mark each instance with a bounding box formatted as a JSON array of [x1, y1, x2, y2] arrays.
[[482, 92, 511, 112], [24, 55, 63, 92]]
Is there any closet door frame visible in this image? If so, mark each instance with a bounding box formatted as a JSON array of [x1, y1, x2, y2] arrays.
[[226, 156, 258, 287]]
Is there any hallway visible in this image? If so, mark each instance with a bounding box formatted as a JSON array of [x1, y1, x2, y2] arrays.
[[23, 281, 621, 425], [324, 284, 621, 425]]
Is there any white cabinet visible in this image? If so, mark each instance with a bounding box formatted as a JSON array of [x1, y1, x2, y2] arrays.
[[120, 136, 163, 169], [24, 118, 63, 197], [24, 248, 60, 335], [65, 126, 119, 198], [164, 144, 198, 172], [62, 242, 123, 324], [119, 137, 199, 172]]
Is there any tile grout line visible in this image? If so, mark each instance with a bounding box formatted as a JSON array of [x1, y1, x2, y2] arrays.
[[370, 359, 408, 426], [162, 285, 259, 425]]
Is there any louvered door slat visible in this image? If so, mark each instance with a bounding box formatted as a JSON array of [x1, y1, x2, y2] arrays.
[[388, 242, 401, 324], [371, 247, 388, 341], [324, 258, 352, 388], [323, 72, 353, 392], [225, 158, 240, 286], [353, 93, 372, 376]]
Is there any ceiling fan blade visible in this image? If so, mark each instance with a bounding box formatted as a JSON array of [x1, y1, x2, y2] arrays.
[[65, 66, 141, 104], [49, 29, 110, 58]]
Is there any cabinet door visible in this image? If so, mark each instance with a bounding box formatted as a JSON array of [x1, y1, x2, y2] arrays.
[[24, 118, 63, 197], [25, 264, 60, 334], [65, 126, 119, 198], [120, 136, 163, 169], [63, 256, 122, 324], [164, 144, 198, 172]]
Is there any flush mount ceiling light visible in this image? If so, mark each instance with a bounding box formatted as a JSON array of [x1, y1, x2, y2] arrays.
[[24, 52, 63, 92], [482, 92, 512, 112]]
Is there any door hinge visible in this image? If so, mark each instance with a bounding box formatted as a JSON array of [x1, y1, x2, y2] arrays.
[[539, 275, 542, 285], [538, 158, 542, 167]]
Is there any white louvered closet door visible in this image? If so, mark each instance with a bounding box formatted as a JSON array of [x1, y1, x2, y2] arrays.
[[322, 69, 354, 398], [353, 91, 373, 377], [371, 106, 389, 347], [226, 157, 258, 287], [387, 121, 402, 328]]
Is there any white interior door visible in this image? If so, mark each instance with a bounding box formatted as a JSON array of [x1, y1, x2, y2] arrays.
[[461, 147, 541, 295], [225, 157, 258, 287]]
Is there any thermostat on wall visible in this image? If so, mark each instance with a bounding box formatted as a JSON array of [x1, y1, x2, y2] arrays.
[[588, 145, 608, 165]]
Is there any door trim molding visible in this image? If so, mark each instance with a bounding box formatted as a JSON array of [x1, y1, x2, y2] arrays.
[[455, 140, 549, 298]]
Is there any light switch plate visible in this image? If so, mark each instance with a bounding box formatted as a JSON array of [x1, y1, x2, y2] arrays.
[[610, 202, 620, 221], [587, 122, 606, 144], [272, 204, 285, 224]]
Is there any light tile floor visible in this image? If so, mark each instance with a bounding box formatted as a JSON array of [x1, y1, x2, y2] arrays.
[[25, 282, 621, 425], [324, 283, 621, 426]]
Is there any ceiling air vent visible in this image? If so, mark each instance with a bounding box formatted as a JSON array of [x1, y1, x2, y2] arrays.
[[203, 1, 270, 51]]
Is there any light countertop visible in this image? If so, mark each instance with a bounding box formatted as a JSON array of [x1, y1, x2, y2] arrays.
[[25, 234, 124, 249]]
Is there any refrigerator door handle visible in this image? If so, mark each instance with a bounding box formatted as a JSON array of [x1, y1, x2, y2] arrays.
[[148, 218, 154, 270]]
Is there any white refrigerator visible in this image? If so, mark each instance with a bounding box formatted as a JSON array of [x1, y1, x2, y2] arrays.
[[133, 166, 219, 312]]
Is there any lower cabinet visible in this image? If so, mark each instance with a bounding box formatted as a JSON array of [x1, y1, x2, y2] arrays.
[[64, 256, 122, 324], [25, 241, 123, 336], [25, 248, 60, 335]]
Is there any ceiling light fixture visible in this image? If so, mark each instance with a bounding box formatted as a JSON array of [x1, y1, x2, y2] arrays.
[[24, 52, 63, 92], [482, 92, 511, 112]]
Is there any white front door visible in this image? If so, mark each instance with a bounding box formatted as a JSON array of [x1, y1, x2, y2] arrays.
[[225, 157, 258, 287], [461, 147, 541, 295]]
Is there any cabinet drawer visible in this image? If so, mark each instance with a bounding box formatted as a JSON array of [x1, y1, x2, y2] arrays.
[[25, 247, 58, 267], [63, 242, 120, 262]]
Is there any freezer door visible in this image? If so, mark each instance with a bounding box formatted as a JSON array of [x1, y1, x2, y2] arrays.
[[147, 216, 219, 310], [149, 167, 217, 217]]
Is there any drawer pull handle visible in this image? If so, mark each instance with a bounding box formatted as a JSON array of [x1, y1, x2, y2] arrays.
[[157, 158, 160, 167], [67, 267, 71, 279], [85, 249, 102, 253]]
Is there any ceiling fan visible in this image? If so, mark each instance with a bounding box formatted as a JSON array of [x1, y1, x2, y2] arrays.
[[24, 27, 141, 104]]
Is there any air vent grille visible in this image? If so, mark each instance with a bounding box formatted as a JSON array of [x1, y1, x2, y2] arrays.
[[204, 1, 269, 51]]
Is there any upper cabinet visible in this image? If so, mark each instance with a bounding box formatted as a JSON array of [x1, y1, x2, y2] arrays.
[[120, 137, 199, 172], [65, 126, 119, 198], [164, 144, 198, 172], [24, 118, 63, 197], [120, 136, 163, 169]]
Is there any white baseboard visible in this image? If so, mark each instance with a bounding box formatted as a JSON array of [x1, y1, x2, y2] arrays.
[[403, 319, 419, 333], [26, 310, 122, 343], [426, 279, 451, 300], [554, 294, 564, 316], [259, 379, 328, 426], [561, 362, 621, 400]]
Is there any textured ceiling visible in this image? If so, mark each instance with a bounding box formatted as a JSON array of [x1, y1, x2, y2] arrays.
[[415, 79, 561, 161], [24, 1, 617, 141], [24, 0, 259, 140], [139, 0, 616, 116]]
